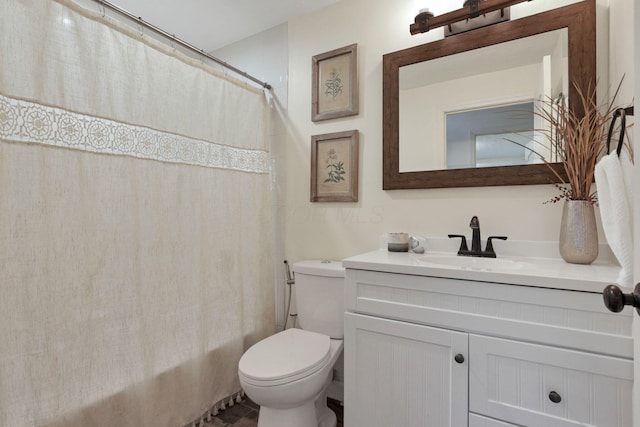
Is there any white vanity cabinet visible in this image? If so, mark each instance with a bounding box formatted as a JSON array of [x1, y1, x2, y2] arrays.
[[343, 254, 633, 427]]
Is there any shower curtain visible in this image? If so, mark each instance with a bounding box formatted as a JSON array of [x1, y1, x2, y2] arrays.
[[0, 1, 275, 426]]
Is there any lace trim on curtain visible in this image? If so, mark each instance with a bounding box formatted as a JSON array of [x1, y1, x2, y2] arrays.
[[0, 93, 269, 173]]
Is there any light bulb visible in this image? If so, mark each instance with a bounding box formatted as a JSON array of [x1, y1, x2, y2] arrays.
[[413, 0, 431, 14]]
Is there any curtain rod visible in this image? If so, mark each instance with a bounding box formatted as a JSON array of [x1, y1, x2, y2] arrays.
[[92, 0, 272, 90]]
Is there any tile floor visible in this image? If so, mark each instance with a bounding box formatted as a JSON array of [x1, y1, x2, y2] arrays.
[[202, 396, 343, 427]]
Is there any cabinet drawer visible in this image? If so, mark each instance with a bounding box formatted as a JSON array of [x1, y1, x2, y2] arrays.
[[469, 335, 633, 427], [469, 413, 517, 426], [345, 269, 632, 358]]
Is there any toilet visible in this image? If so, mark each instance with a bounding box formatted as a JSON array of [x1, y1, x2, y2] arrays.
[[238, 260, 344, 427]]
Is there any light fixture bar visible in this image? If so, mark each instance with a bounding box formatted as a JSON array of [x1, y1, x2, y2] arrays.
[[410, 0, 532, 35]]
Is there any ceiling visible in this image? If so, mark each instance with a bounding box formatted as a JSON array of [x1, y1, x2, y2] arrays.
[[107, 0, 341, 52]]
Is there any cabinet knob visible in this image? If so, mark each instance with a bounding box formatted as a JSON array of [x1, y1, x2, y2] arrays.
[[454, 353, 465, 364], [603, 284, 640, 316], [548, 391, 562, 403]]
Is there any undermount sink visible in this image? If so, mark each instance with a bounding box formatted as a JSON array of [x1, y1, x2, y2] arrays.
[[418, 254, 531, 272]]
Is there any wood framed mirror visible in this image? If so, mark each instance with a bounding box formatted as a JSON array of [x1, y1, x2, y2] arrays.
[[383, 0, 595, 190]]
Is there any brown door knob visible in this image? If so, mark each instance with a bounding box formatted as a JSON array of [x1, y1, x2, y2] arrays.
[[603, 284, 640, 316]]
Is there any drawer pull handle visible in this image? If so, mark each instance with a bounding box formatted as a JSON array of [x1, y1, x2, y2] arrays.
[[548, 391, 562, 403], [454, 353, 465, 364]]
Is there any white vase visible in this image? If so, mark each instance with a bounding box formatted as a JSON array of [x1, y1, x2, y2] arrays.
[[559, 200, 599, 264]]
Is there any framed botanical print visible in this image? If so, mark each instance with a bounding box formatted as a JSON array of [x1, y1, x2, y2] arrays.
[[311, 44, 358, 122], [310, 130, 359, 202]]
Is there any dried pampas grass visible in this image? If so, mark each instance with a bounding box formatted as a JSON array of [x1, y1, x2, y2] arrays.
[[533, 79, 622, 203]]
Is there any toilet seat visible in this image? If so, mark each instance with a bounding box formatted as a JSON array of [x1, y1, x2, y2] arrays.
[[238, 328, 331, 387]]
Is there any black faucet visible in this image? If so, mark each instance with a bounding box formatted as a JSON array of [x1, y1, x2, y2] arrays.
[[448, 216, 508, 258], [470, 216, 481, 253]]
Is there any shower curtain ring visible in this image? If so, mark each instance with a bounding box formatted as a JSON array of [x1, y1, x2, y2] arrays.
[[99, 4, 105, 17]]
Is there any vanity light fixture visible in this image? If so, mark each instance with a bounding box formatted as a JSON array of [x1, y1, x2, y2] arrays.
[[410, 0, 533, 35]]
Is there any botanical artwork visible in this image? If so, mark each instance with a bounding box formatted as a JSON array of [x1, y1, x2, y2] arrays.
[[318, 53, 351, 114], [324, 71, 343, 100], [312, 44, 358, 122], [311, 130, 359, 202], [324, 147, 346, 183], [317, 139, 350, 194]]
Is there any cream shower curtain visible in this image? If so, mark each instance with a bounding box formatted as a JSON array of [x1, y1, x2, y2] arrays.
[[0, 1, 274, 426]]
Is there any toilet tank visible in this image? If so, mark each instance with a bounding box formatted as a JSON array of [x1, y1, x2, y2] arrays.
[[292, 260, 345, 339]]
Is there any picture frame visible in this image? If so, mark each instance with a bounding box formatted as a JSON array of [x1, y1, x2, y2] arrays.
[[311, 44, 358, 122], [310, 130, 359, 202]]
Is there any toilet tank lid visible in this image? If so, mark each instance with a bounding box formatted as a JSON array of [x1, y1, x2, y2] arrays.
[[292, 260, 345, 277]]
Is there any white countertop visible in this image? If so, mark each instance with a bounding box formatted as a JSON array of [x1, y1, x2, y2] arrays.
[[342, 247, 622, 294]]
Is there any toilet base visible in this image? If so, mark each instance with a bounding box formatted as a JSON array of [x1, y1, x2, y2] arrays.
[[317, 405, 337, 427], [256, 374, 337, 427], [315, 376, 337, 427], [257, 401, 316, 427], [256, 399, 337, 427]]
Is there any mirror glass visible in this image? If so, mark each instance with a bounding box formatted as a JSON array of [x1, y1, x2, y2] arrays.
[[398, 29, 567, 172], [446, 101, 535, 169]]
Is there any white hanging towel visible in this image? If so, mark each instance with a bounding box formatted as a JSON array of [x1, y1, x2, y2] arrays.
[[594, 151, 634, 287]]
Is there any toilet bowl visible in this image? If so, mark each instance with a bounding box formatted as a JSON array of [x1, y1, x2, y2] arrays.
[[239, 328, 343, 427], [237, 259, 345, 427]]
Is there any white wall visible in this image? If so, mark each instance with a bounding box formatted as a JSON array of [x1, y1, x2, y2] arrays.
[[214, 25, 290, 330], [284, 0, 616, 263]]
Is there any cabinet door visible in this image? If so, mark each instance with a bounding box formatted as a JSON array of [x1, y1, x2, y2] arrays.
[[469, 335, 633, 427], [344, 312, 468, 427]]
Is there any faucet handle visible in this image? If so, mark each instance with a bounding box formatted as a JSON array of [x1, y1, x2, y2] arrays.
[[485, 236, 508, 257], [448, 234, 469, 253]]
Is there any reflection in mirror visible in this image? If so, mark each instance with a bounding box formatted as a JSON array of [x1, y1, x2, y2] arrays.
[[474, 131, 532, 168], [446, 102, 534, 169], [398, 29, 567, 173]]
